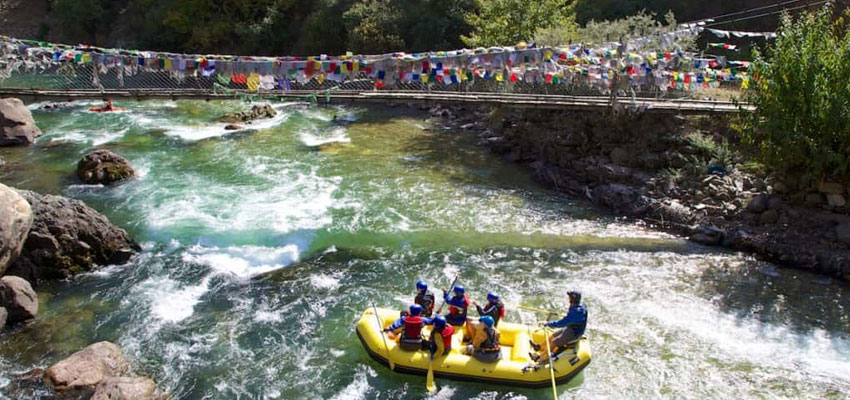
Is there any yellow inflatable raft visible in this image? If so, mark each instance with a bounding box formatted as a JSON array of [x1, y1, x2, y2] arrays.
[[356, 307, 591, 388]]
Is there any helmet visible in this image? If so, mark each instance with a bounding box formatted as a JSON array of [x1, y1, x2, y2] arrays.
[[410, 304, 423, 316], [480, 316, 495, 327], [434, 315, 447, 329], [453, 285, 465, 295], [416, 280, 428, 291], [567, 291, 582, 304], [486, 291, 499, 301]]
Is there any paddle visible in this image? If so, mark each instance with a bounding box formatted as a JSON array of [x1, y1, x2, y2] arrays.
[[435, 274, 460, 314], [370, 300, 394, 371], [426, 355, 436, 392], [517, 305, 558, 316], [427, 273, 459, 393], [542, 314, 559, 400]]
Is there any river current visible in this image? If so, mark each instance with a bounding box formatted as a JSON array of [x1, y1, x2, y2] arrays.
[[0, 100, 848, 399]]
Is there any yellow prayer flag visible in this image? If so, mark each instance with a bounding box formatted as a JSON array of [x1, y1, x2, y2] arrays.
[[317, 73, 325, 85], [247, 73, 260, 92]]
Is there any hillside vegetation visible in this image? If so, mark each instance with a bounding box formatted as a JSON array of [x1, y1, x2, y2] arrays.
[[0, 0, 831, 55]]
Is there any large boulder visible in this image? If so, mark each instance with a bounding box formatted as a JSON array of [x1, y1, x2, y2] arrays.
[[45, 342, 131, 398], [0, 275, 38, 323], [0, 182, 33, 275], [77, 150, 136, 185], [0, 98, 42, 146], [6, 190, 140, 283], [91, 377, 167, 400]]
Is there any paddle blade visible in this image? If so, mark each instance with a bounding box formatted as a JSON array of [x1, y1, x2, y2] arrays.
[[426, 361, 436, 392]]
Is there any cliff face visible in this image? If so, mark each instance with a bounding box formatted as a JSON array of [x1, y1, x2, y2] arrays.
[[0, 0, 50, 40]]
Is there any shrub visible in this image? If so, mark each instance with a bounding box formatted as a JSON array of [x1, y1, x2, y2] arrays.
[[535, 11, 694, 51], [741, 5, 850, 178], [462, 0, 575, 47]]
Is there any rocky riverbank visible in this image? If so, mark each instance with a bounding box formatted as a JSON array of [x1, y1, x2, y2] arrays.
[[428, 105, 850, 282]]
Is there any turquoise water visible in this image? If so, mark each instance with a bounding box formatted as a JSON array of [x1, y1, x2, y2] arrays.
[[0, 100, 848, 399]]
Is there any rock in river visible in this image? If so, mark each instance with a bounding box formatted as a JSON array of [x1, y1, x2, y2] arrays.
[[91, 377, 167, 400], [0, 182, 33, 275], [45, 341, 131, 398], [219, 104, 277, 124], [0, 275, 38, 324], [0, 97, 42, 146], [77, 149, 136, 185], [5, 190, 140, 283]]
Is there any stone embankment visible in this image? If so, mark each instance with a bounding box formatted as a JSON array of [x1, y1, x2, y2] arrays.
[[430, 105, 850, 282]]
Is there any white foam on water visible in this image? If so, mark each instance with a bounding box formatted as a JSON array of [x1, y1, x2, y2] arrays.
[[310, 274, 341, 291], [127, 102, 295, 141], [328, 366, 376, 400], [427, 386, 458, 400], [634, 291, 850, 382], [138, 276, 210, 323], [299, 126, 351, 147], [183, 244, 300, 278], [41, 127, 129, 146], [144, 166, 344, 234]]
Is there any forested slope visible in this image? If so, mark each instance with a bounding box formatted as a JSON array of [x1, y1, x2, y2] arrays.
[[0, 0, 835, 55]]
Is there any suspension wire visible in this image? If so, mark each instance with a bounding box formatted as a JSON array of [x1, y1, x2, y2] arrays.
[[702, 0, 833, 28], [685, 0, 814, 25]]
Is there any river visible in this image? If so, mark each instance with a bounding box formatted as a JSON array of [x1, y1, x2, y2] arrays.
[[0, 100, 848, 399]]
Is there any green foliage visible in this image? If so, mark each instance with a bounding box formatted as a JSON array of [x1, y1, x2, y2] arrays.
[[741, 5, 850, 177], [535, 11, 694, 51], [686, 133, 735, 169], [343, 0, 404, 54], [462, 0, 575, 47], [52, 0, 112, 43]]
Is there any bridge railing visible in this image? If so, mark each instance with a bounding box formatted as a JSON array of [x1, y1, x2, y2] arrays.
[[1, 35, 747, 102]]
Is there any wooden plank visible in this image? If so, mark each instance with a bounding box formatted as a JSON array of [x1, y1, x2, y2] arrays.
[[0, 88, 752, 114]]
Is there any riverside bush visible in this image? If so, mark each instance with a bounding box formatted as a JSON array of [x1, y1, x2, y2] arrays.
[[742, 5, 850, 178]]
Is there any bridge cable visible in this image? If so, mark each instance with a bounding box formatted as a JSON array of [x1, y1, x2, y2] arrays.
[[701, 0, 833, 28], [684, 0, 815, 26]]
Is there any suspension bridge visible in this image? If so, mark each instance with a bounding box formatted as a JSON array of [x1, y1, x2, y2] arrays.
[[0, 36, 751, 114]]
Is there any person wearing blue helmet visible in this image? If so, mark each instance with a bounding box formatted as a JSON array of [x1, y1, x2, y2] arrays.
[[442, 285, 470, 326], [473, 291, 506, 327], [464, 315, 501, 362], [385, 304, 426, 351], [414, 280, 435, 317], [422, 315, 454, 358], [530, 291, 587, 362]]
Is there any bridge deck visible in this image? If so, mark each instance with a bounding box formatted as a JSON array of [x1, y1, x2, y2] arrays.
[[0, 88, 749, 114]]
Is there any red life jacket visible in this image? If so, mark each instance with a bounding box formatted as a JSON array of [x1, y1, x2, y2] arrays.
[[403, 316, 423, 340], [438, 324, 454, 350]]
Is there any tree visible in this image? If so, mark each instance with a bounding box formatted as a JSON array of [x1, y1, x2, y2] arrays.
[[536, 11, 695, 51], [462, 0, 576, 47], [741, 5, 850, 177], [343, 0, 405, 53]]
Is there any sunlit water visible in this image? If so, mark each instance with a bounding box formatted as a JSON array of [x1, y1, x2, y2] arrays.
[[0, 100, 848, 399]]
